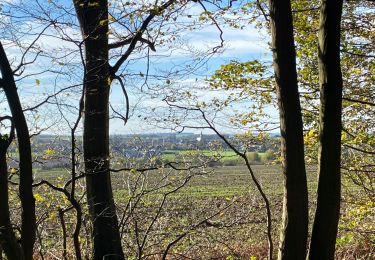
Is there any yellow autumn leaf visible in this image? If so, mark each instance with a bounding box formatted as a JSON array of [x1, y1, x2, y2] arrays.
[[88, 2, 99, 7], [99, 19, 107, 26], [45, 148, 56, 156], [49, 212, 56, 221], [109, 14, 115, 22], [34, 193, 44, 202]]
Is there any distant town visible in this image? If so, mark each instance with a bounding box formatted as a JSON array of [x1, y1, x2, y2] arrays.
[[7, 133, 280, 170]]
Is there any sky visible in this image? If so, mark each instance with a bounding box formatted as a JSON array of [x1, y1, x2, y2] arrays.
[[0, 0, 277, 136]]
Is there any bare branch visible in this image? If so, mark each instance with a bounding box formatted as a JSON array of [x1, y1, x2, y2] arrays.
[[111, 0, 177, 74]]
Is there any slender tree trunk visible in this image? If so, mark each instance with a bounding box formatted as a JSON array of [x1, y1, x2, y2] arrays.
[[0, 42, 35, 260], [267, 1, 309, 259], [0, 142, 24, 260], [308, 1, 344, 259], [73, 1, 124, 259]]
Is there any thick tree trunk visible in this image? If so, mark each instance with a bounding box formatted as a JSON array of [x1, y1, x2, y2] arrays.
[[0, 42, 35, 260], [73, 1, 124, 259], [308, 0, 344, 259], [267, 1, 309, 259]]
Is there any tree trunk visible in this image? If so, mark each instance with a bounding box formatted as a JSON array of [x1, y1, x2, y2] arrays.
[[0, 145, 23, 260], [267, 1, 309, 259], [0, 42, 35, 260], [308, 0, 344, 259], [73, 1, 124, 259]]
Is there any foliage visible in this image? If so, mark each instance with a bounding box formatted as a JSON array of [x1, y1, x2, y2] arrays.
[[336, 197, 375, 259], [209, 60, 275, 131]]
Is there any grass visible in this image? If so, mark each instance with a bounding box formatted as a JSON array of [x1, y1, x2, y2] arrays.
[[29, 164, 373, 259], [161, 149, 267, 163], [32, 164, 316, 199], [161, 149, 238, 161]]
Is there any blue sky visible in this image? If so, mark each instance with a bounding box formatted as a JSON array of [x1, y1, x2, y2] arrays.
[[0, 0, 276, 136]]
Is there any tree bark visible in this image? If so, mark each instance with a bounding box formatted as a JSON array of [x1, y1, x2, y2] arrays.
[[73, 1, 124, 259], [267, 1, 309, 259], [0, 136, 24, 260], [0, 42, 35, 260], [308, 0, 344, 259]]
